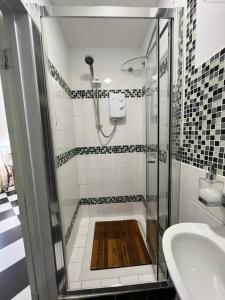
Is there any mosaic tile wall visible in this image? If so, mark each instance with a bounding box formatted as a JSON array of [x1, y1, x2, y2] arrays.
[[180, 0, 225, 176], [172, 7, 184, 160]]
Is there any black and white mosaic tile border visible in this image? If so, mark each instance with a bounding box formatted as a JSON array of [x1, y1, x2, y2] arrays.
[[80, 194, 144, 205], [179, 0, 225, 176], [57, 144, 145, 167], [57, 144, 168, 168], [48, 60, 71, 97], [70, 88, 143, 99], [76, 144, 146, 155], [65, 194, 145, 243], [65, 202, 80, 244]]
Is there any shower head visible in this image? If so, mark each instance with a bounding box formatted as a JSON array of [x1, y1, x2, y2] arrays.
[[85, 55, 94, 65], [85, 55, 94, 80]]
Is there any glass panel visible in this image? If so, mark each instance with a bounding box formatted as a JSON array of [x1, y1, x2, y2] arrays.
[[158, 19, 171, 279], [145, 20, 158, 269], [145, 19, 172, 280]]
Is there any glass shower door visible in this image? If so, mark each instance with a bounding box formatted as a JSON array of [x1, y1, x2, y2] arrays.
[[146, 19, 172, 280], [158, 19, 172, 279], [145, 21, 158, 270]]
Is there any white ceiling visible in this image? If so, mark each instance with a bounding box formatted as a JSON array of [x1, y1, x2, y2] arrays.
[[59, 18, 153, 48]]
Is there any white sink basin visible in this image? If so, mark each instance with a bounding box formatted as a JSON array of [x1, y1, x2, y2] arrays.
[[163, 223, 225, 300]]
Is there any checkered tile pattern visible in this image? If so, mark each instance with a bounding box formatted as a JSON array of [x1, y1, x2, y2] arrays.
[[180, 0, 225, 176], [0, 189, 31, 300]]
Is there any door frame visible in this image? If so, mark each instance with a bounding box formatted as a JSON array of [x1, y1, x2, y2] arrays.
[[0, 1, 58, 299], [39, 6, 177, 299]]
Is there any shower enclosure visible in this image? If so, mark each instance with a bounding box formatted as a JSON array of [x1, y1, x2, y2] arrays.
[[35, 5, 176, 298]]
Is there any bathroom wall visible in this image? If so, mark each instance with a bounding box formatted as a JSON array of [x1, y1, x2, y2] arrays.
[[68, 46, 146, 219], [42, 19, 80, 258], [178, 0, 225, 226]]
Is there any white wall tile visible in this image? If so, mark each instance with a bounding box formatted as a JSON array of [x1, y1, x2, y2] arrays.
[[79, 184, 88, 198], [73, 100, 83, 116], [89, 204, 104, 218], [117, 167, 133, 182], [103, 203, 118, 217], [101, 168, 117, 183], [86, 168, 101, 183], [86, 155, 102, 169], [179, 163, 225, 225], [117, 181, 134, 196], [102, 182, 117, 197], [87, 183, 102, 197], [117, 203, 133, 217], [80, 205, 90, 218], [101, 154, 116, 169]]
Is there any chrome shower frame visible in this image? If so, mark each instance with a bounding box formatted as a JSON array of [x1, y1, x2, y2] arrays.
[[21, 4, 181, 299]]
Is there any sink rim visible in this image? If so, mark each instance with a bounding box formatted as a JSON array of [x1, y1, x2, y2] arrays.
[[162, 222, 225, 300]]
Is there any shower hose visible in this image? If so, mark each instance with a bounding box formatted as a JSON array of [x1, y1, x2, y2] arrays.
[[93, 87, 117, 138]]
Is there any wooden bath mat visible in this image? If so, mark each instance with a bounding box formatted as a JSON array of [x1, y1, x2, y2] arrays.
[[91, 220, 152, 270]]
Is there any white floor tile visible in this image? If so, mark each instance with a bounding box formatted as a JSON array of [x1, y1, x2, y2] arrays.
[[8, 194, 18, 202], [11, 286, 31, 300], [69, 281, 81, 290], [74, 236, 86, 248], [101, 278, 121, 287], [82, 280, 101, 289], [0, 239, 25, 272], [68, 262, 82, 281], [0, 216, 20, 234], [70, 247, 84, 263], [0, 193, 7, 199], [139, 274, 156, 283], [13, 206, 20, 215], [120, 275, 140, 285], [0, 202, 12, 213]]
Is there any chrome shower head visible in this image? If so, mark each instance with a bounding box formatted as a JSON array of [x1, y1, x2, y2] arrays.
[[85, 55, 94, 80], [85, 55, 94, 65]]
